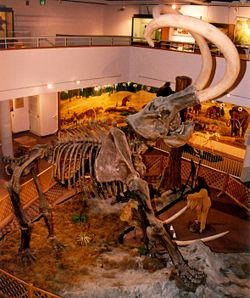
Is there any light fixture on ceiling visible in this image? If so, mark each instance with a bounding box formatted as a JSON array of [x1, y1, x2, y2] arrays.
[[47, 83, 53, 89], [75, 80, 80, 85], [171, 3, 177, 10]]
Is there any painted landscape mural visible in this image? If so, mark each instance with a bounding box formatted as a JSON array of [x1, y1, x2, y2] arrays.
[[59, 82, 249, 149]]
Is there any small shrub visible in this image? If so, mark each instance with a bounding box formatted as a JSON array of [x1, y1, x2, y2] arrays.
[[71, 213, 88, 224], [138, 246, 149, 256]]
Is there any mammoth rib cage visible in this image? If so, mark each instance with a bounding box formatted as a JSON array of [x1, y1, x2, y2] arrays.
[[144, 13, 240, 102]]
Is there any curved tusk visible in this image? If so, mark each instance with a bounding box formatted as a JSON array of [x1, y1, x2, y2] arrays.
[[152, 5, 212, 90], [144, 14, 240, 102], [173, 230, 230, 246], [162, 205, 188, 224], [152, 5, 213, 90]]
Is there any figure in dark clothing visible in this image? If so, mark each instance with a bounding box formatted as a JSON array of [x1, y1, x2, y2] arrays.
[[156, 81, 174, 97]]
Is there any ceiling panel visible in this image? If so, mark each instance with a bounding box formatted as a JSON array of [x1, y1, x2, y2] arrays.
[[60, 0, 250, 6]]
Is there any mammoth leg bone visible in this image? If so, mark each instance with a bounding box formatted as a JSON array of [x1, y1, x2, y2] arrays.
[[31, 168, 64, 251], [6, 182, 35, 265], [129, 178, 206, 292], [95, 127, 206, 291]]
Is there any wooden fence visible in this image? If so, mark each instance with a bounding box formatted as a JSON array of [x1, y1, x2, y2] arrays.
[[0, 166, 55, 230], [0, 145, 249, 298], [0, 269, 61, 298]]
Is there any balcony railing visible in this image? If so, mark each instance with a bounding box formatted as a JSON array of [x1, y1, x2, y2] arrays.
[[0, 35, 132, 49], [0, 35, 249, 61]]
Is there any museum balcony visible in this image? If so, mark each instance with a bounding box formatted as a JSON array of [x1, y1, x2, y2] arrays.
[[0, 35, 249, 61]]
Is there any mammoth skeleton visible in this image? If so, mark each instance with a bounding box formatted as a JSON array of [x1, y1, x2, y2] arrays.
[[4, 7, 240, 292]]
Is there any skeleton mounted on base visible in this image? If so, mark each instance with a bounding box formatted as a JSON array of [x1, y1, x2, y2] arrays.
[[3, 5, 240, 292]]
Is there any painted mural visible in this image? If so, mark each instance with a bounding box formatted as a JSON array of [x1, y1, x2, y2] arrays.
[[234, 17, 250, 45], [186, 100, 249, 149], [59, 83, 157, 129], [59, 83, 249, 149]]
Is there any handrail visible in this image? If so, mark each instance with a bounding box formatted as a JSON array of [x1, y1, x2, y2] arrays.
[[0, 35, 249, 60], [0, 269, 61, 298]]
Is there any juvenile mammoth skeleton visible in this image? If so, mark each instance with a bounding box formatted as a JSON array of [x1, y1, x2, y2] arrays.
[[4, 7, 240, 292]]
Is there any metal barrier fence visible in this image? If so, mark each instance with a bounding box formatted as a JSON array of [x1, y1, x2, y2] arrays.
[[182, 150, 243, 178], [0, 35, 132, 49], [0, 35, 249, 60], [0, 269, 61, 298]]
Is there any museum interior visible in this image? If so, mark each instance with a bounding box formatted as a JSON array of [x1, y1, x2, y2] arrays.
[[0, 0, 249, 297]]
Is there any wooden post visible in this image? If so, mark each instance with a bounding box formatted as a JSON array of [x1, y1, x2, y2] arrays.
[[28, 283, 33, 298], [217, 174, 229, 197]]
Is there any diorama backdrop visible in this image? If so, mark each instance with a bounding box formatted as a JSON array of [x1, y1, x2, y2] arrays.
[[58, 83, 250, 150]]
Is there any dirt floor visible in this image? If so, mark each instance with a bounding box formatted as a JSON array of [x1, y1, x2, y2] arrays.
[[0, 190, 249, 296], [0, 195, 143, 294]]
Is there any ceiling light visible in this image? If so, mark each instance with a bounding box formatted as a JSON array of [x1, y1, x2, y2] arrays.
[[47, 83, 53, 89], [76, 80, 80, 85], [172, 4, 177, 10]]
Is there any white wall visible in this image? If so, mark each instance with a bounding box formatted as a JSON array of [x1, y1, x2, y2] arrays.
[[0, 0, 105, 36], [103, 5, 138, 36], [0, 46, 130, 101], [2, 1, 250, 38], [181, 5, 250, 24], [0, 46, 249, 107]]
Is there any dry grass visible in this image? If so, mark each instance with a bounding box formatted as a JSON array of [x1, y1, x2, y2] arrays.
[[0, 195, 135, 294]]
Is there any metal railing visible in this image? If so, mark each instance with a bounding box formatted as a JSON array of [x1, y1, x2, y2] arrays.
[[182, 149, 243, 178], [0, 269, 61, 298], [0, 35, 132, 49], [133, 37, 250, 60], [0, 35, 249, 60]]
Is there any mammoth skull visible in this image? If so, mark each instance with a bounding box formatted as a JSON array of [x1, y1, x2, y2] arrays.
[[127, 7, 240, 147]]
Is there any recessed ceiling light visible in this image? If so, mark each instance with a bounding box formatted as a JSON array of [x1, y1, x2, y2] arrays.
[[76, 80, 80, 85], [47, 83, 53, 89]]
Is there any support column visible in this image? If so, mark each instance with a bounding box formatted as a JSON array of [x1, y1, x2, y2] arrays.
[[240, 129, 250, 186], [0, 100, 14, 157]]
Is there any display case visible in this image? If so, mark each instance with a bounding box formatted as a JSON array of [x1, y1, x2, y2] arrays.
[[132, 14, 161, 45], [0, 6, 14, 48]]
